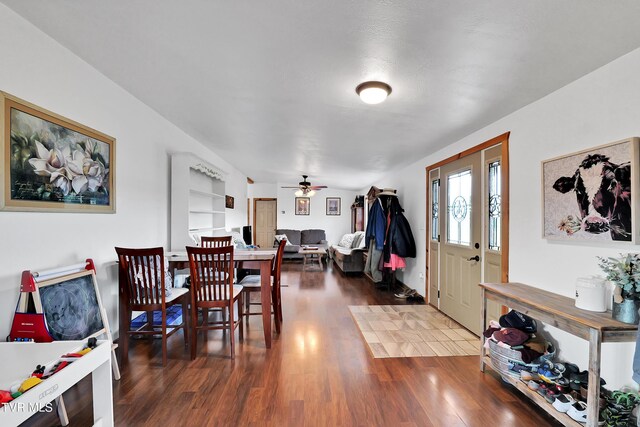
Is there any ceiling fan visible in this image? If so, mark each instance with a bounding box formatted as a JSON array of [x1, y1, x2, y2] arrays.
[[281, 175, 327, 196]]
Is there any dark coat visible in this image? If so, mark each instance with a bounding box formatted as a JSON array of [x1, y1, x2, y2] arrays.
[[365, 200, 386, 250], [384, 197, 416, 261]]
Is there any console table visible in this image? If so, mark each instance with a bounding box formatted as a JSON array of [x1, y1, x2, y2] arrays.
[[479, 282, 637, 427]]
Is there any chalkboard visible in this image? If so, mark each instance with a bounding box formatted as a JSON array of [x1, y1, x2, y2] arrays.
[[38, 270, 105, 341]]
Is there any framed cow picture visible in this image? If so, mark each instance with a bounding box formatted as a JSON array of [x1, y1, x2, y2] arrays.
[[542, 137, 640, 243]]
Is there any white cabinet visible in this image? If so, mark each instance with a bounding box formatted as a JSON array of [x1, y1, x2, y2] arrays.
[[171, 153, 227, 251]]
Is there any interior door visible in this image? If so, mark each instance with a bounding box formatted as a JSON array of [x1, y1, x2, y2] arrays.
[[254, 199, 277, 248], [439, 151, 482, 334]]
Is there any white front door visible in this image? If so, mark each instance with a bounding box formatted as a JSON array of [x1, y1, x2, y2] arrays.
[[429, 144, 504, 334], [439, 151, 483, 334]]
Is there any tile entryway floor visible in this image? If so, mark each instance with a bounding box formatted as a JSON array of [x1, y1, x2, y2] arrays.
[[349, 304, 480, 358]]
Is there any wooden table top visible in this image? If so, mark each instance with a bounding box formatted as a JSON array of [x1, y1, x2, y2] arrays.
[[480, 282, 638, 332]]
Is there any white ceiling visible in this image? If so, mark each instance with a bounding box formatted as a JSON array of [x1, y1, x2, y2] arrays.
[[4, 1, 640, 190]]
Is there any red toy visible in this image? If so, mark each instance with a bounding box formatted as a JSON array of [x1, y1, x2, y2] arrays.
[[0, 390, 14, 404], [32, 364, 45, 379]]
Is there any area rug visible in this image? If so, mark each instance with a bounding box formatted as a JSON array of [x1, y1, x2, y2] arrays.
[[348, 305, 480, 358]]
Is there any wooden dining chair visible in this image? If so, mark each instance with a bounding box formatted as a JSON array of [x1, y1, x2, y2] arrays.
[[201, 235, 232, 248], [186, 245, 243, 359], [115, 247, 190, 366], [199, 235, 233, 323], [238, 239, 286, 333]]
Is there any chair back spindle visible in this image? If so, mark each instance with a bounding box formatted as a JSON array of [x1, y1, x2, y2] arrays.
[[201, 235, 233, 248]]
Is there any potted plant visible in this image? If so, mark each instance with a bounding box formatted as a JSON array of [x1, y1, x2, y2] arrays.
[[598, 253, 640, 324]]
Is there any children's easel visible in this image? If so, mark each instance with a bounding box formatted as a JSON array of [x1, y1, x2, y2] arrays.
[[9, 259, 121, 427], [10, 258, 121, 380]]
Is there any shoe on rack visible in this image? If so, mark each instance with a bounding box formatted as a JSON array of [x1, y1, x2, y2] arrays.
[[562, 362, 580, 379], [537, 382, 550, 397], [567, 401, 588, 424], [570, 371, 606, 391], [552, 394, 576, 413], [520, 370, 538, 382], [554, 378, 570, 394]]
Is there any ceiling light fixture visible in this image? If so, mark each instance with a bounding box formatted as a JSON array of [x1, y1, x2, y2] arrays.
[[355, 81, 392, 104], [295, 188, 316, 197]]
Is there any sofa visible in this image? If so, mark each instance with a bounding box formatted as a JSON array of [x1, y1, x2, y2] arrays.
[[329, 231, 367, 274], [275, 229, 328, 260]]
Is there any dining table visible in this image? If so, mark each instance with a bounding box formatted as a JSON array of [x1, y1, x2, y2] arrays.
[[166, 248, 277, 348]]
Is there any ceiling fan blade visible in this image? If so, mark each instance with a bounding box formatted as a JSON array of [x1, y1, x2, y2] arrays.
[[309, 186, 327, 189], [281, 186, 300, 188]]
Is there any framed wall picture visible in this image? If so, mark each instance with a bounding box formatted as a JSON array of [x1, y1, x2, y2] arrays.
[[295, 197, 310, 215], [0, 92, 116, 213], [326, 197, 341, 216], [542, 137, 639, 243], [225, 195, 234, 209]]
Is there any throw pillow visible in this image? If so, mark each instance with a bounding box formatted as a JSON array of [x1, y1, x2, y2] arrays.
[[274, 234, 292, 246], [351, 232, 364, 249], [357, 232, 367, 249], [339, 233, 355, 248]]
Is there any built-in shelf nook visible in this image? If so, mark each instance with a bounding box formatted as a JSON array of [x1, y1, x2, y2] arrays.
[[171, 153, 227, 251]]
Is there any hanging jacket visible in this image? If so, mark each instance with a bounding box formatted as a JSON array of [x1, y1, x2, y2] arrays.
[[384, 197, 416, 261], [365, 199, 386, 250]]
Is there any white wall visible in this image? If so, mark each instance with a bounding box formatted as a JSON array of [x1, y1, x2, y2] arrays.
[[247, 183, 359, 245], [0, 5, 247, 340], [277, 188, 359, 245], [373, 47, 640, 389]]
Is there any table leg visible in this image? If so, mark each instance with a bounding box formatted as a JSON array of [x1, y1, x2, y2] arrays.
[[480, 287, 487, 373], [260, 260, 272, 348], [55, 396, 69, 426], [92, 357, 114, 426], [587, 328, 602, 427], [318, 254, 323, 269]]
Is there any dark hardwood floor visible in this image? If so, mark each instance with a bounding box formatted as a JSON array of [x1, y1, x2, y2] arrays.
[[25, 261, 558, 426]]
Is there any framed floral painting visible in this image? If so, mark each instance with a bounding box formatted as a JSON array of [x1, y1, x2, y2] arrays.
[[0, 92, 116, 213], [542, 137, 639, 243]]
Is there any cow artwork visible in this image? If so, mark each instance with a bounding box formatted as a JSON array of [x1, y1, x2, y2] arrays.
[[543, 138, 638, 242]]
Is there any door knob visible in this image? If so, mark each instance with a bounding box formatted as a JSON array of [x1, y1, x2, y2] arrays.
[[467, 255, 480, 262]]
